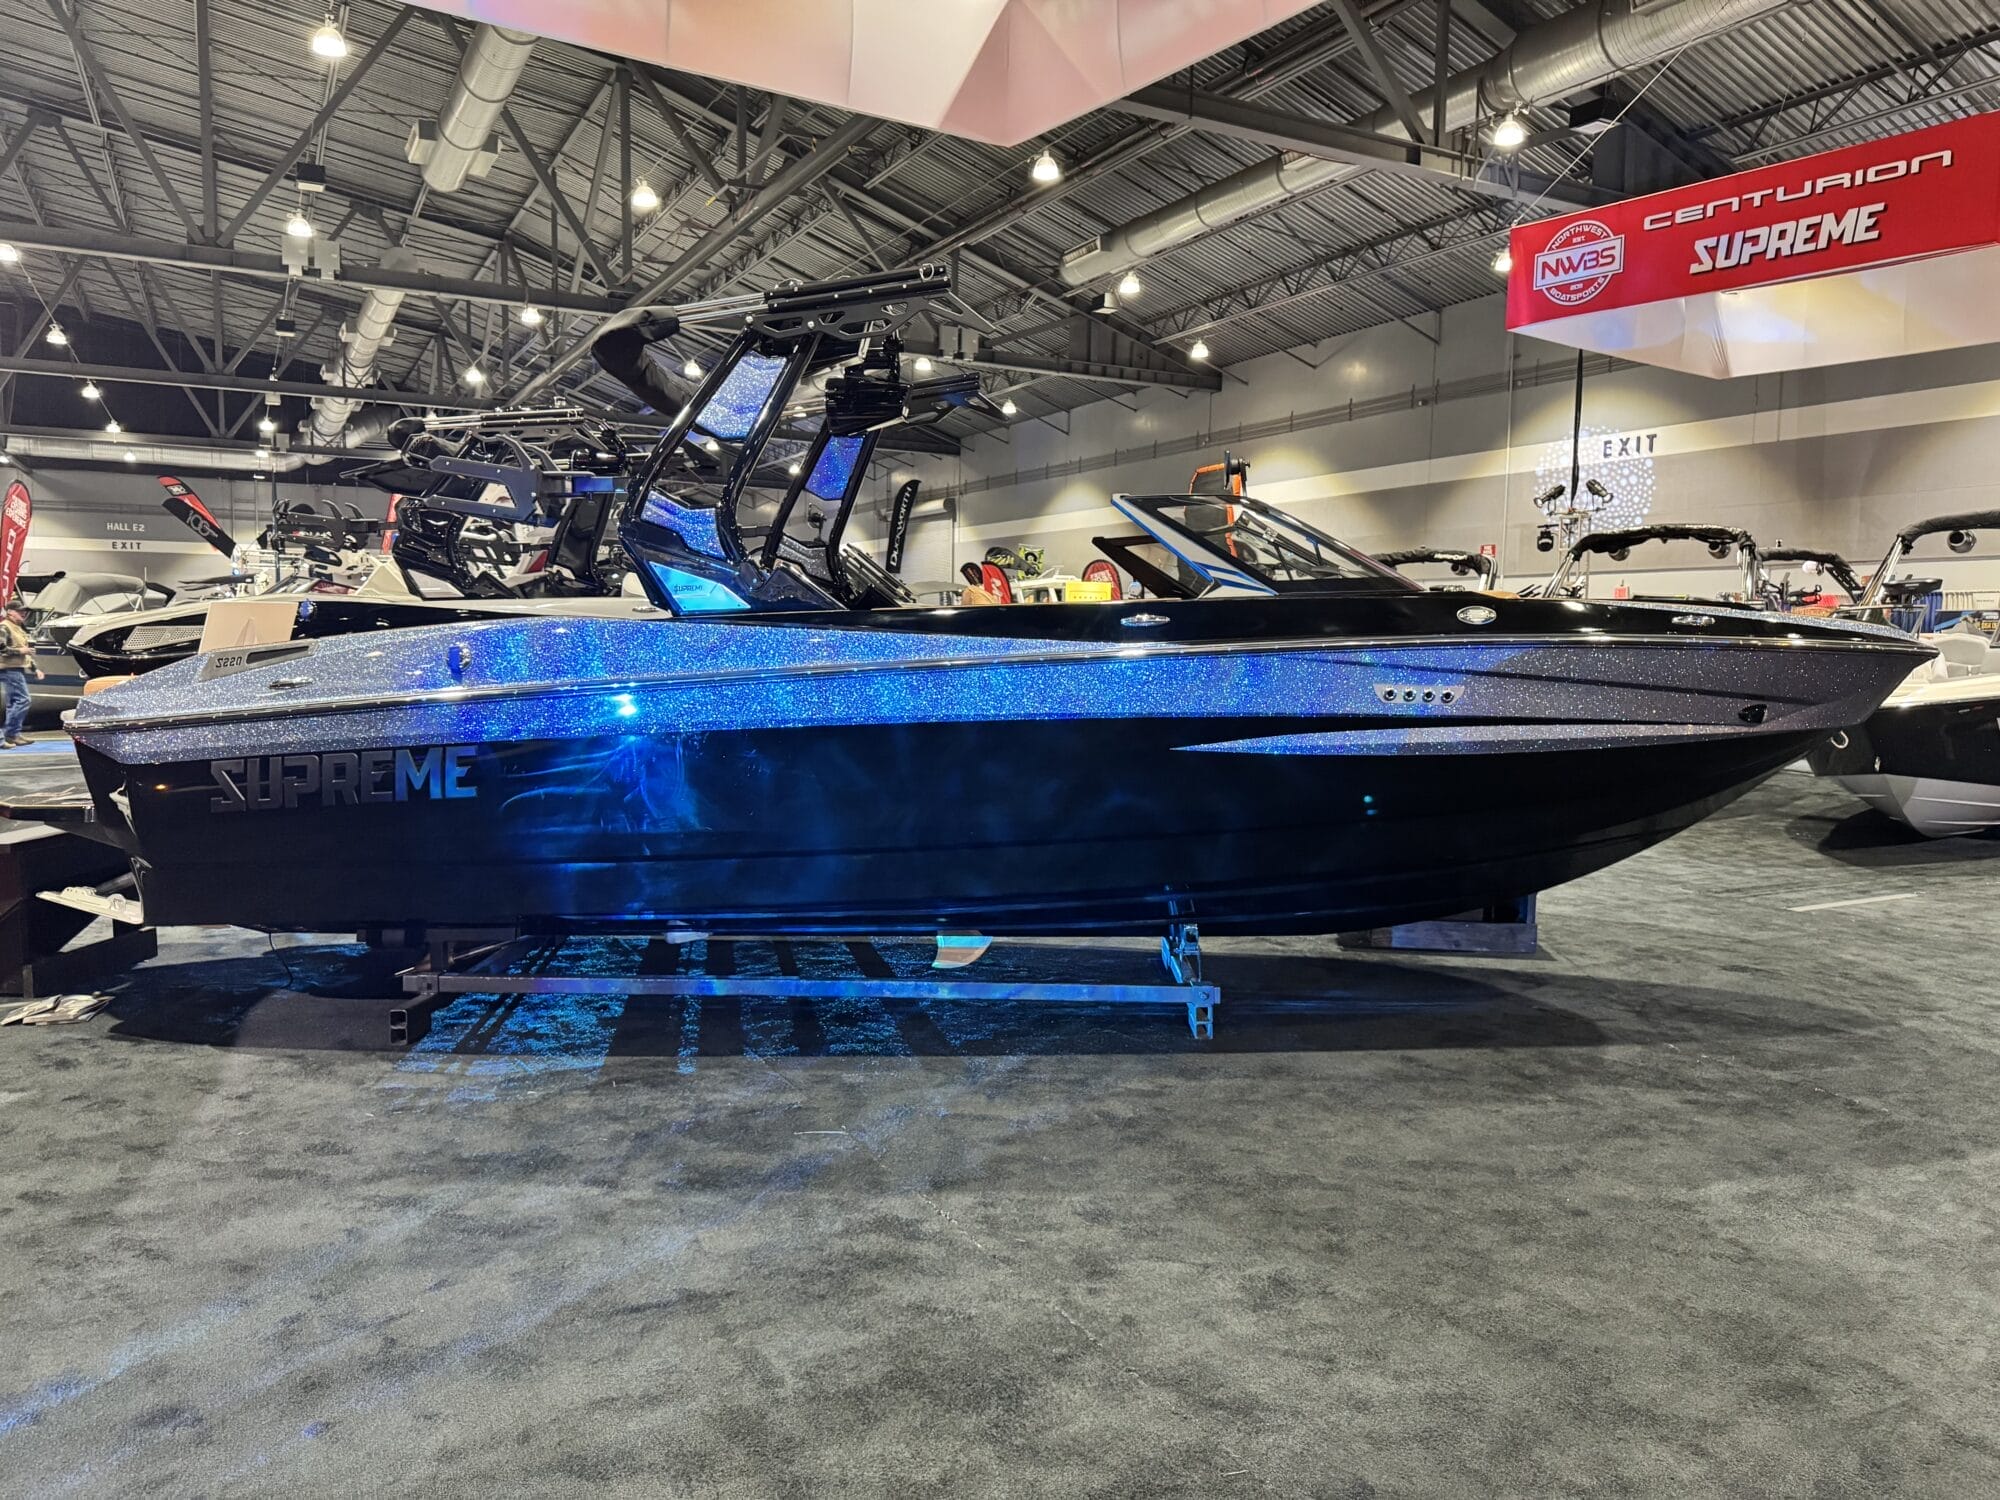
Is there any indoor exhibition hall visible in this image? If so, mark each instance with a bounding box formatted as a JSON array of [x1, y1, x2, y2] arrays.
[[1, 0, 1998, 1494]]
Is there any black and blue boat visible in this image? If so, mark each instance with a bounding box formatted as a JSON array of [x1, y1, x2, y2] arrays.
[[60, 265, 1929, 936]]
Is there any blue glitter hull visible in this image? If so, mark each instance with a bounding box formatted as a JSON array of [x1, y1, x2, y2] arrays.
[[62, 597, 1928, 935], [71, 719, 1826, 933]]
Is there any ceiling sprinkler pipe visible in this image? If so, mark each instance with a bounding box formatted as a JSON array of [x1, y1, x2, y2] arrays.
[[2, 435, 311, 473], [309, 24, 536, 444], [1058, 0, 1789, 287]]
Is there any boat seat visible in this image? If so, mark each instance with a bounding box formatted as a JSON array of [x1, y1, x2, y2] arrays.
[[1925, 631, 1994, 678]]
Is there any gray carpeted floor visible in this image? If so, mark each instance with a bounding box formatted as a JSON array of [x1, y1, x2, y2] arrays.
[[2, 771, 1996, 1497]]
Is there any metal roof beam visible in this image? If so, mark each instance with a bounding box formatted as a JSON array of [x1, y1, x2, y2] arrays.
[[1113, 85, 1606, 210], [422, 12, 622, 293], [499, 106, 620, 290], [1329, 0, 1430, 145], [958, 348, 1222, 392], [42, 0, 202, 240], [1690, 22, 2000, 143], [0, 84, 546, 263], [0, 113, 40, 184], [194, 0, 217, 240], [509, 112, 879, 402], [218, 9, 412, 245], [623, 62, 726, 194], [0, 351, 499, 410], [918, 5, 1387, 265], [48, 115, 126, 228], [100, 261, 223, 434], [1142, 206, 1510, 342], [0, 219, 627, 313], [0, 257, 87, 399]]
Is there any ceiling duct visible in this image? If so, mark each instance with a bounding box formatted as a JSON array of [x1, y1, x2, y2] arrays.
[[406, 24, 538, 193], [307, 24, 537, 446], [305, 247, 419, 449], [2, 435, 311, 473], [1059, 0, 1786, 287]]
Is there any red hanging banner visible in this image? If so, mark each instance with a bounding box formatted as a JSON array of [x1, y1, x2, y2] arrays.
[[1506, 111, 2000, 377], [0, 481, 32, 605]]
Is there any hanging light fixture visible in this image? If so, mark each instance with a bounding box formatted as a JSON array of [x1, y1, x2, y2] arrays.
[[309, 18, 348, 60], [1491, 115, 1527, 150], [630, 178, 661, 213], [1492, 247, 1514, 275], [0, 243, 18, 264], [44, 324, 67, 347], [787, 461, 803, 477], [682, 357, 701, 379], [256, 447, 271, 461], [1094, 291, 1118, 315], [462, 364, 486, 386], [285, 210, 314, 239], [1029, 150, 1061, 186], [1117, 271, 1143, 300], [80, 380, 101, 401], [104, 418, 121, 435], [913, 355, 933, 375], [1188, 338, 1210, 361], [258, 414, 277, 434], [122, 450, 137, 464], [518, 305, 544, 327], [704, 436, 721, 453], [1000, 397, 1018, 417]]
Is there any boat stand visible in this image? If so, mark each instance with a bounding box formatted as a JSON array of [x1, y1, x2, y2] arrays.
[[1337, 895, 1539, 956], [389, 922, 1221, 1045]]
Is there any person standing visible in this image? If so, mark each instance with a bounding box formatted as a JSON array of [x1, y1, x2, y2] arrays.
[[0, 605, 43, 747]]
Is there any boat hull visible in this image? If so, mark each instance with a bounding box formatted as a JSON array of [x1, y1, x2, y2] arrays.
[[1807, 689, 2000, 836], [81, 718, 1831, 935], [66, 596, 1925, 935]]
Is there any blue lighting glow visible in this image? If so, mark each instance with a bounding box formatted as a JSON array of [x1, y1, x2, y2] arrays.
[[69, 596, 1914, 766], [614, 693, 638, 718], [695, 351, 787, 440], [639, 492, 724, 559], [647, 562, 751, 614], [806, 435, 866, 501]]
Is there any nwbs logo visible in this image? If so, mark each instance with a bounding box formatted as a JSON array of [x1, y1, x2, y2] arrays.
[[1532, 220, 1625, 307]]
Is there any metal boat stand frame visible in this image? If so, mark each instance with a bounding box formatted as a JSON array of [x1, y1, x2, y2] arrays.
[[387, 922, 1221, 1045]]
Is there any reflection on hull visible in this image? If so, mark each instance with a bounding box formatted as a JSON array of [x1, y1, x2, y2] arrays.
[[1824, 772, 2000, 836], [69, 597, 1927, 935], [1808, 693, 2000, 837], [89, 719, 1819, 935]]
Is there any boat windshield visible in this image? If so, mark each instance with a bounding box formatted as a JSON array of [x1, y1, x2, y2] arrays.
[[1114, 494, 1419, 594]]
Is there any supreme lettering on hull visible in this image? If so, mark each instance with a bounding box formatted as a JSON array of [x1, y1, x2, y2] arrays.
[[210, 745, 477, 812]]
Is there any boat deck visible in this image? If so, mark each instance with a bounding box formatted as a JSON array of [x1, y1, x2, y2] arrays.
[[0, 736, 93, 824], [0, 738, 96, 827]]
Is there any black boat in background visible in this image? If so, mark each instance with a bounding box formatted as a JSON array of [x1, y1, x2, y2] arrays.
[[59, 265, 1930, 937], [1544, 523, 1768, 604], [1377, 547, 1500, 592], [1808, 511, 2000, 836], [64, 413, 648, 683], [1759, 548, 1864, 613]]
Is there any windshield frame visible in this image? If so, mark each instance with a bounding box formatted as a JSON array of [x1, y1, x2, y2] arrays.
[[1111, 492, 1421, 596]]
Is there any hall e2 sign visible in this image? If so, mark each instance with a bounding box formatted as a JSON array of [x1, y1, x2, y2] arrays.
[[103, 519, 152, 552]]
